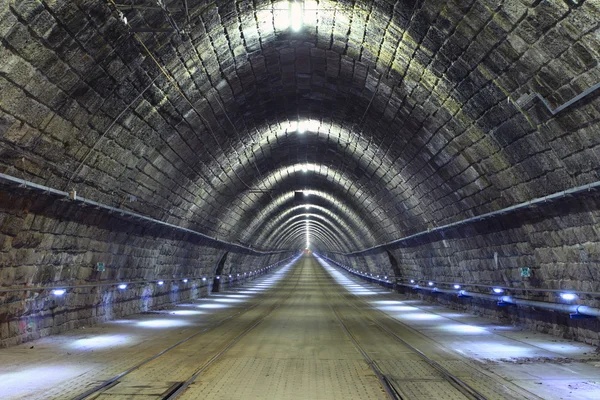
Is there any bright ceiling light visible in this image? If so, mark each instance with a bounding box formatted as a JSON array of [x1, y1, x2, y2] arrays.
[[492, 288, 504, 294], [298, 120, 306, 134], [157, 281, 164, 285], [274, 1, 290, 30], [291, 1, 303, 32], [118, 284, 127, 290], [52, 289, 66, 296]]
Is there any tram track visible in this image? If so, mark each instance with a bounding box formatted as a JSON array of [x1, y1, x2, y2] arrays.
[[72, 260, 304, 400], [316, 259, 489, 400], [318, 257, 544, 400], [164, 261, 306, 399]]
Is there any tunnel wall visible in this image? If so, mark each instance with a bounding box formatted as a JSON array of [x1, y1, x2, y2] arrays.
[[0, 192, 286, 347], [358, 193, 600, 346]]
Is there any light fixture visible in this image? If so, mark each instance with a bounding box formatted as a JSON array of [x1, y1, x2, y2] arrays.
[[428, 281, 434, 286], [298, 120, 306, 134], [384, 276, 388, 279], [229, 275, 232, 278], [157, 281, 164, 286], [492, 288, 504, 294], [454, 284, 461, 289], [202, 277, 207, 281], [52, 289, 66, 296], [290, 1, 303, 32], [183, 279, 188, 283], [560, 293, 577, 301], [305, 205, 310, 209], [410, 279, 415, 284], [118, 284, 127, 290], [216, 276, 220, 280], [274, 1, 291, 30]]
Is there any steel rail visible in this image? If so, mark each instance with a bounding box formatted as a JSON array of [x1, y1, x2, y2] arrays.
[[315, 263, 401, 400], [319, 257, 551, 400], [72, 258, 300, 400], [166, 260, 306, 399]]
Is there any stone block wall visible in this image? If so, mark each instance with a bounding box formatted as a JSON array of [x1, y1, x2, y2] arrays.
[[0, 278, 211, 348], [0, 189, 287, 347], [329, 192, 600, 345]]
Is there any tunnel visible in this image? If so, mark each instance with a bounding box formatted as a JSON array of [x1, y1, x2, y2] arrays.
[[1, 0, 600, 398]]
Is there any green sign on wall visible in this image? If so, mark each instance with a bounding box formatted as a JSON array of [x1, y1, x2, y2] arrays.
[[97, 262, 105, 272], [520, 267, 531, 278]]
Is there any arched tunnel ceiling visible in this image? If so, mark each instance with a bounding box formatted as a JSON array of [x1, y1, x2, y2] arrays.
[[1, 0, 599, 254]]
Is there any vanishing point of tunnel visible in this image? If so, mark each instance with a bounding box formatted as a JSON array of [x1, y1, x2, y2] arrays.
[[1, 0, 600, 399]]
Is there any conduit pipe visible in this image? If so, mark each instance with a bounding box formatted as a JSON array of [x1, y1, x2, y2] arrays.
[[320, 254, 600, 319], [0, 255, 294, 293], [401, 284, 600, 318], [0, 172, 290, 256], [340, 179, 600, 256], [516, 80, 600, 115]]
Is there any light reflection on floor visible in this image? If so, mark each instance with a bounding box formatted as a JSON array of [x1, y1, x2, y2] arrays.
[[197, 303, 230, 309], [316, 253, 600, 382], [136, 319, 190, 328], [167, 310, 204, 316], [436, 324, 489, 334], [0, 258, 301, 400], [70, 334, 131, 349], [1, 365, 92, 397]]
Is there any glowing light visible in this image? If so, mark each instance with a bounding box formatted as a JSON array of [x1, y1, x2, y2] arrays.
[[274, 1, 290, 30], [298, 121, 306, 133], [183, 279, 188, 283], [229, 275, 232, 278], [202, 277, 207, 281], [216, 276, 220, 280], [52, 289, 66, 296], [291, 1, 303, 31], [454, 284, 461, 289], [118, 284, 127, 290], [157, 281, 164, 286], [410, 280, 415, 284], [560, 293, 577, 301], [384, 276, 388, 279], [492, 288, 504, 294], [428, 281, 434, 286]]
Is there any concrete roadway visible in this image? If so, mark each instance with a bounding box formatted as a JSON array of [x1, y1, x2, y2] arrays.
[[1, 255, 599, 399]]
